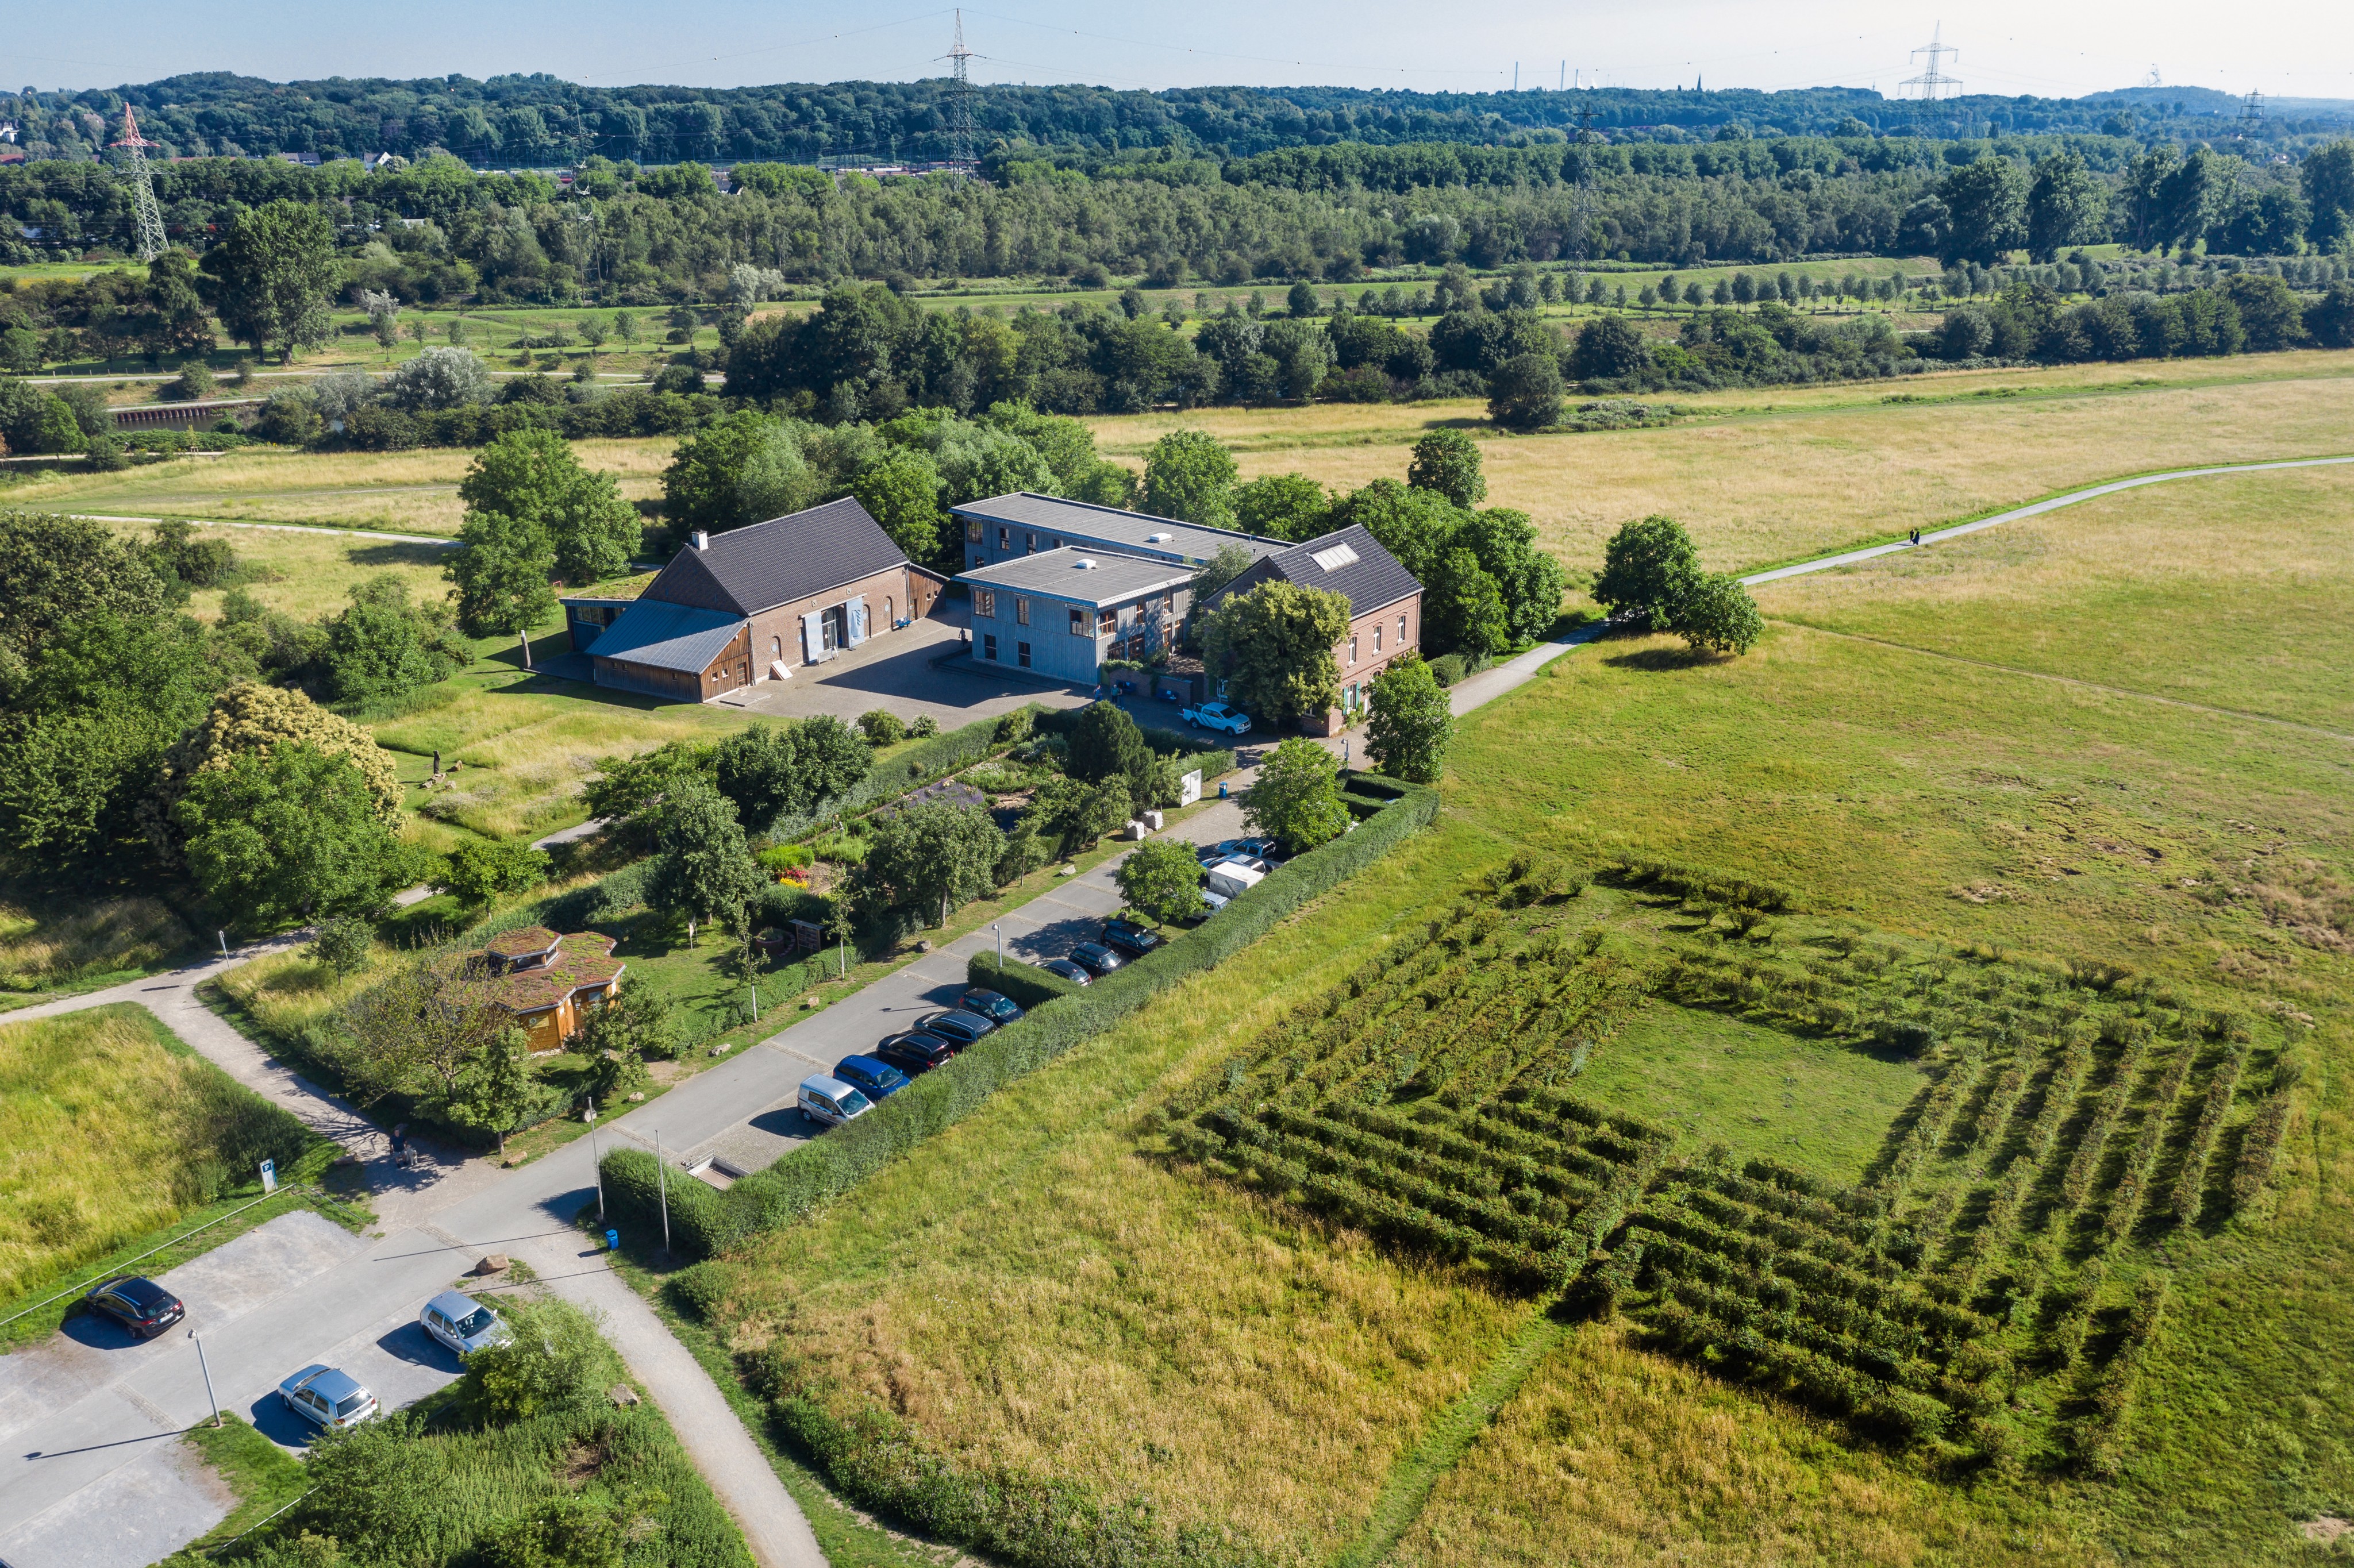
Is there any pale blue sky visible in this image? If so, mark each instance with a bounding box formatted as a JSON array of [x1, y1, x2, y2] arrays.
[[9, 1, 2346, 102]]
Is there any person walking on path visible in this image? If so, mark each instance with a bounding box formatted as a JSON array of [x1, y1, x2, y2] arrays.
[[390, 1123, 410, 1168]]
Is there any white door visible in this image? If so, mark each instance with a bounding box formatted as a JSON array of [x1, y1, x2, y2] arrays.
[[847, 596, 868, 647], [801, 611, 824, 663]]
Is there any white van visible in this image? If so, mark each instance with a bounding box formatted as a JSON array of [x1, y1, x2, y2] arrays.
[[1205, 860, 1266, 900], [798, 1073, 874, 1128]]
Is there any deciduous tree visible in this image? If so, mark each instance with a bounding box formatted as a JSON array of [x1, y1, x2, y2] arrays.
[[1116, 837, 1206, 926], [1243, 737, 1350, 853], [459, 429, 639, 586], [853, 801, 1005, 927], [173, 743, 406, 924], [1592, 515, 1702, 631], [645, 779, 766, 940], [445, 510, 557, 636], [1202, 579, 1351, 726], [1142, 428, 1238, 528], [200, 201, 339, 363], [1366, 652, 1451, 784], [1405, 429, 1487, 507]]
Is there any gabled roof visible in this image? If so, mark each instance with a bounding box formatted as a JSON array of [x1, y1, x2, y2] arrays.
[[951, 492, 1278, 567], [1206, 523, 1421, 620], [588, 599, 745, 674], [641, 496, 907, 617]]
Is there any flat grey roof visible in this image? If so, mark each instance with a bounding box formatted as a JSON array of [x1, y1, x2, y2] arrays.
[[957, 547, 1194, 604], [951, 492, 1276, 565]]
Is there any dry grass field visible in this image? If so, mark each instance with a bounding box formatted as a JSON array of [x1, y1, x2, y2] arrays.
[[1092, 349, 2354, 573], [0, 897, 194, 999], [3, 437, 675, 535], [95, 519, 459, 625]]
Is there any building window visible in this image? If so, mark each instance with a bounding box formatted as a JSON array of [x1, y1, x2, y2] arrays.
[[1398, 612, 1409, 646], [1098, 608, 1118, 634], [966, 518, 983, 542], [771, 635, 783, 657], [1017, 640, 1032, 668], [1348, 635, 1358, 666], [1025, 531, 1037, 552], [1372, 623, 1382, 653], [1015, 596, 1030, 626], [997, 526, 1009, 549], [884, 597, 894, 625], [1070, 607, 1088, 636], [975, 590, 996, 617], [984, 633, 999, 661], [1047, 535, 1061, 550]]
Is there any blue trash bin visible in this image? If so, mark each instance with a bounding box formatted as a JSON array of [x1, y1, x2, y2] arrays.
[[1218, 781, 1228, 799], [605, 1228, 620, 1253]]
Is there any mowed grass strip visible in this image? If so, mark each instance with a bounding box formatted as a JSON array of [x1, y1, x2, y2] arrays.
[[1754, 463, 2354, 735], [98, 519, 457, 625], [1088, 349, 2354, 573], [0, 1005, 297, 1300]]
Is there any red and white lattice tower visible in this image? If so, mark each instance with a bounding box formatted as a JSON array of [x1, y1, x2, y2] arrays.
[[110, 105, 169, 261]]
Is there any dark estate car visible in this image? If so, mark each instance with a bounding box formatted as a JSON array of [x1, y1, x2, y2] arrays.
[[916, 1008, 997, 1048], [1039, 958, 1093, 987], [1100, 919, 1163, 959], [958, 988, 1025, 1024], [873, 1032, 956, 1076], [1070, 942, 1124, 977], [84, 1276, 184, 1339], [833, 1054, 910, 1100]]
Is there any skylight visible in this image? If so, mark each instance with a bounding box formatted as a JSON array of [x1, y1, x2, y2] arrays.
[[1309, 543, 1360, 572]]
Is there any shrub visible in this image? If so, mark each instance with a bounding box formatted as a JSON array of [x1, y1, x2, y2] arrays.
[[303, 915, 374, 977], [856, 709, 906, 745], [966, 950, 1083, 1008]]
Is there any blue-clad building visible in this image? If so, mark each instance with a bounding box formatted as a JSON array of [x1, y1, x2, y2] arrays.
[[957, 548, 1198, 685], [952, 492, 1279, 573]]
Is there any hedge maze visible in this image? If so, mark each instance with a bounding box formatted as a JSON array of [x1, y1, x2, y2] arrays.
[[1170, 856, 2297, 1474]]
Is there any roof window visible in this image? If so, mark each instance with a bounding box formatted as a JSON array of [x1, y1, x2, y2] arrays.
[[1309, 543, 1360, 572]]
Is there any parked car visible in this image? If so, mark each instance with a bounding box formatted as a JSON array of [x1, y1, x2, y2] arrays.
[[1236, 836, 1286, 863], [1180, 701, 1252, 735], [278, 1365, 378, 1431], [1198, 889, 1231, 916], [915, 1009, 995, 1048], [1039, 958, 1093, 987], [874, 1032, 956, 1076], [1070, 942, 1124, 977], [83, 1276, 184, 1339], [797, 1073, 874, 1128], [1195, 838, 1250, 865], [958, 988, 1025, 1024], [833, 1054, 910, 1101], [420, 1291, 510, 1357], [1101, 919, 1163, 958]]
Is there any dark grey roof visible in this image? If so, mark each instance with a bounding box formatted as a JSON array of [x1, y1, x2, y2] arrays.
[[589, 600, 744, 673], [1207, 524, 1421, 619], [957, 547, 1194, 605], [643, 496, 906, 617], [951, 492, 1276, 567]]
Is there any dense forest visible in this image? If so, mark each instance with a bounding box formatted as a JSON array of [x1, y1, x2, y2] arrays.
[[3, 130, 2347, 290], [2, 74, 2347, 171]]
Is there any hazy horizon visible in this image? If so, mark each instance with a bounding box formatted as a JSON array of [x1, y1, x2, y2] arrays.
[[9, 1, 2347, 104]]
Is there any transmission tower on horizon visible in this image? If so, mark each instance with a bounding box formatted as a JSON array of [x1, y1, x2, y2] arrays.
[[110, 104, 168, 262], [1899, 24, 1963, 102], [2236, 90, 2264, 139], [941, 10, 979, 174]]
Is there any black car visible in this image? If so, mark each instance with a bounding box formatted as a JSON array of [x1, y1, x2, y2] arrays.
[[916, 1009, 996, 1048], [84, 1276, 184, 1338], [1040, 958, 1093, 987], [1070, 942, 1124, 977], [873, 1032, 955, 1076], [1101, 919, 1164, 959], [959, 988, 1025, 1024]]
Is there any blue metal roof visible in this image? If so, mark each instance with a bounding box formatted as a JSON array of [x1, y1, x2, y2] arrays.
[[588, 599, 745, 673]]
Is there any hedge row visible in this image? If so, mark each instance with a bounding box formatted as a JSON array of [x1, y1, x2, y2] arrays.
[[599, 780, 1440, 1258], [2056, 1031, 2160, 1213], [966, 950, 1083, 1009], [2170, 1043, 2248, 1224], [2098, 1042, 2198, 1245]]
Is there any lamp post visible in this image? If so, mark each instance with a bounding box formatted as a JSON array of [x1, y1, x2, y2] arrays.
[[993, 922, 1002, 974], [653, 1128, 671, 1257], [189, 1330, 221, 1428], [585, 1108, 603, 1224]]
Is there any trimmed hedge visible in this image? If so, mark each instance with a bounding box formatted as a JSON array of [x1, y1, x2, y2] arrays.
[[601, 780, 1439, 1258], [966, 951, 1083, 1009]]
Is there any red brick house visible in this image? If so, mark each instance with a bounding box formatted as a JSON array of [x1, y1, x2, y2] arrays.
[[1203, 524, 1424, 735]]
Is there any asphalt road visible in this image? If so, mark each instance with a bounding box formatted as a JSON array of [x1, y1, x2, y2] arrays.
[[0, 795, 1255, 1568]]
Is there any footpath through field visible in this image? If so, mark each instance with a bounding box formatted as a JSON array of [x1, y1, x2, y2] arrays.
[[1740, 453, 2354, 585], [57, 511, 459, 547]]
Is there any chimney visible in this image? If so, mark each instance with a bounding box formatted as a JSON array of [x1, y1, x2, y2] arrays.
[[690, 530, 709, 551]]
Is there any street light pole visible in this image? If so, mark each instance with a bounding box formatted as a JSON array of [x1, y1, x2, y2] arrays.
[[585, 1108, 603, 1224], [993, 922, 1002, 974], [653, 1128, 671, 1257], [189, 1330, 221, 1428]]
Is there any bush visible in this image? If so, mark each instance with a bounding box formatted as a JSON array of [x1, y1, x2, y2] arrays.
[[303, 915, 374, 977], [459, 1296, 623, 1421], [856, 709, 906, 745], [601, 781, 1439, 1258], [908, 714, 938, 738]]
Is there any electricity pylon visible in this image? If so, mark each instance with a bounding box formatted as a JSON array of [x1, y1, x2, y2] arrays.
[[940, 11, 979, 174], [109, 104, 168, 261]]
